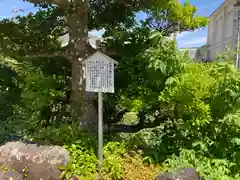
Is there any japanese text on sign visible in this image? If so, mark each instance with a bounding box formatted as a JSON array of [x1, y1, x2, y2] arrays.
[[86, 59, 114, 93]]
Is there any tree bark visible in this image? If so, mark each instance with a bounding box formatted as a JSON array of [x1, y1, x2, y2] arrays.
[[66, 0, 97, 131], [70, 59, 97, 131]]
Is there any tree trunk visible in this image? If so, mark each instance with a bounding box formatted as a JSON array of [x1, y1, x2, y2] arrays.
[[71, 60, 97, 131], [67, 0, 97, 131]]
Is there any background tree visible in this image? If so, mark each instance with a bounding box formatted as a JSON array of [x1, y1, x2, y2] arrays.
[[0, 0, 208, 131]]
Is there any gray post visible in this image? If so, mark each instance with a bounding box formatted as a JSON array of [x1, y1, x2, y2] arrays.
[[98, 92, 103, 167]]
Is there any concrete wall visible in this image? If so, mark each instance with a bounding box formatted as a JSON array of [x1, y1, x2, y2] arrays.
[[179, 48, 197, 59], [207, 0, 236, 60]]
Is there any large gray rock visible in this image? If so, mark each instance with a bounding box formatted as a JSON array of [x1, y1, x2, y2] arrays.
[[155, 168, 201, 180], [0, 141, 70, 180]]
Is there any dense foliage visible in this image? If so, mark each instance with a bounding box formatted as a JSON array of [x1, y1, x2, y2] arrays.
[[122, 58, 240, 179], [1, 0, 240, 179], [0, 0, 208, 130], [1, 31, 240, 179]]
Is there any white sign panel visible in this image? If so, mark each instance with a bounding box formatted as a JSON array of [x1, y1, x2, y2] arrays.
[[85, 52, 115, 93]]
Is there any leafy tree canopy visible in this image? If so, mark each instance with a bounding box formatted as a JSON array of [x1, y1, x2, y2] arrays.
[[0, 0, 208, 58], [0, 0, 208, 132]]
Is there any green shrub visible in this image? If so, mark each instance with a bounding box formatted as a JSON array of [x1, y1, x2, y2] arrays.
[[119, 60, 240, 178], [60, 143, 98, 180], [60, 142, 123, 180], [102, 142, 126, 179], [61, 142, 126, 180], [60, 141, 159, 180]]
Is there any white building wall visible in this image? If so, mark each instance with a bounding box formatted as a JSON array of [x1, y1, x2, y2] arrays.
[[207, 0, 236, 60]]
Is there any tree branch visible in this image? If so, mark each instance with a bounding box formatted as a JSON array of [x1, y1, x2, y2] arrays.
[[25, 0, 69, 7], [1, 42, 96, 63], [27, 43, 96, 61], [1, 49, 72, 62], [104, 114, 167, 133], [105, 118, 165, 133], [23, 51, 67, 59]]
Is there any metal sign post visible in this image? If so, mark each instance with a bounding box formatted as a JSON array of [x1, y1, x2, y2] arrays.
[[84, 51, 118, 168], [98, 91, 103, 166]]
